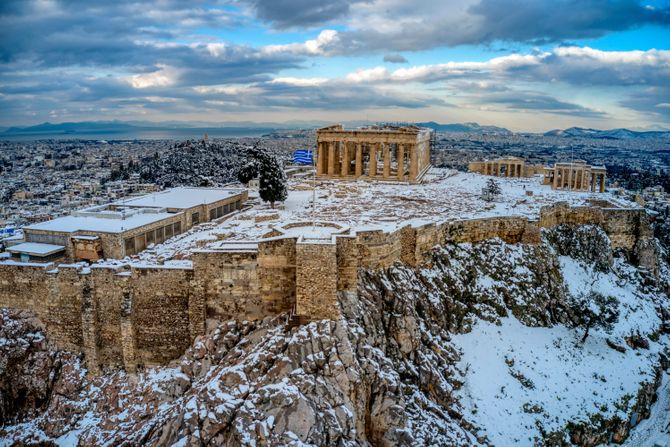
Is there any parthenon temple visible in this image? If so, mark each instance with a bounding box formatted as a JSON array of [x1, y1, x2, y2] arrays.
[[468, 157, 544, 178], [544, 161, 607, 193], [316, 124, 432, 183]]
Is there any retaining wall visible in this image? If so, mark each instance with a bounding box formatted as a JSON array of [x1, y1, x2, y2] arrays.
[[0, 202, 652, 371]]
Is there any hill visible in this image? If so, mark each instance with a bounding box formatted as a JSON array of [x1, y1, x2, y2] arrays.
[[417, 121, 512, 135], [544, 127, 670, 139]]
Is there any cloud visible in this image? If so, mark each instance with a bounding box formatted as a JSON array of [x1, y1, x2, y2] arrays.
[[263, 30, 339, 56], [337, 47, 670, 88], [383, 54, 408, 63], [467, 0, 670, 45], [1, 1, 669, 127], [127, 65, 180, 89], [620, 86, 670, 120], [249, 0, 670, 53], [239, 0, 368, 29], [483, 90, 607, 118]]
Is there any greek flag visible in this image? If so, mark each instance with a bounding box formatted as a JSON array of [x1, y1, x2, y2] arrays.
[[292, 149, 313, 165]]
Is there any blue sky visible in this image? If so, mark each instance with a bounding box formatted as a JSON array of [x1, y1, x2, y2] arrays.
[[1, 0, 669, 131]]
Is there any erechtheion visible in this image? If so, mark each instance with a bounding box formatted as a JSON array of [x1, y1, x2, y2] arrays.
[[543, 161, 607, 193]]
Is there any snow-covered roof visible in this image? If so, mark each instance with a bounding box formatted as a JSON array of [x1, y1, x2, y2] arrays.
[[71, 235, 100, 241], [113, 187, 245, 210], [24, 211, 176, 234], [7, 242, 65, 256]]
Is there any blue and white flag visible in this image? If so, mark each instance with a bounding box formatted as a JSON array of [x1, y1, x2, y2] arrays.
[[293, 149, 313, 165]]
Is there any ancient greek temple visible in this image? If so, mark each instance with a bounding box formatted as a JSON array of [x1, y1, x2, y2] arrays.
[[316, 124, 432, 183], [468, 156, 543, 178], [543, 161, 607, 193]]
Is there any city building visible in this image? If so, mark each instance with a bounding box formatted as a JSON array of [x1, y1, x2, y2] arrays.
[[315, 124, 432, 183], [13, 187, 248, 262]]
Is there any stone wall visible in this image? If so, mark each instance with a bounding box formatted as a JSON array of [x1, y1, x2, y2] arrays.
[[130, 267, 193, 367], [538, 202, 650, 250], [296, 241, 339, 320], [0, 203, 654, 370], [0, 263, 50, 316], [257, 237, 297, 315], [191, 249, 261, 320]]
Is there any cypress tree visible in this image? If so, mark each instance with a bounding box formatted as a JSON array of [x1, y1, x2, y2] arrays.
[[258, 152, 287, 208]]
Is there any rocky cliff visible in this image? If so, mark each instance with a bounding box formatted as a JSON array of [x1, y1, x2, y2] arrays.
[[1, 226, 668, 446]]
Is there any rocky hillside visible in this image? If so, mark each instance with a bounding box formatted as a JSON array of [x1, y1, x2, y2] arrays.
[[1, 226, 668, 446]]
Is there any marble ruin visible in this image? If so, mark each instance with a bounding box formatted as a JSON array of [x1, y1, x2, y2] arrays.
[[543, 161, 607, 193], [316, 124, 432, 183], [469, 157, 607, 193], [468, 156, 543, 178]]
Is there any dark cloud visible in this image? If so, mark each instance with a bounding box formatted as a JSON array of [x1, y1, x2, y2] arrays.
[[484, 91, 607, 118], [468, 0, 669, 44], [620, 86, 670, 120], [383, 54, 408, 64], [239, 0, 367, 29], [325, 0, 670, 54]]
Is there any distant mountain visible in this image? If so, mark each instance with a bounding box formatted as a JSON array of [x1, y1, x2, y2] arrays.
[[2, 121, 281, 136], [416, 121, 512, 135], [544, 127, 670, 139]]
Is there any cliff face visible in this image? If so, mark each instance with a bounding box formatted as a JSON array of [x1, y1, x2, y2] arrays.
[[1, 226, 668, 447]]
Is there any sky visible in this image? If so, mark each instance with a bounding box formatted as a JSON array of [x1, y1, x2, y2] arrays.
[[1, 0, 670, 131]]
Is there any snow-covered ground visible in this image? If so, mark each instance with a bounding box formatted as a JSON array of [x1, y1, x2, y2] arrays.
[[105, 169, 635, 266], [620, 372, 670, 447], [454, 255, 666, 446]]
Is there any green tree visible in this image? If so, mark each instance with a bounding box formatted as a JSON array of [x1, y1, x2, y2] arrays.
[[258, 152, 287, 208], [237, 161, 259, 185], [568, 290, 619, 343], [482, 178, 502, 202]]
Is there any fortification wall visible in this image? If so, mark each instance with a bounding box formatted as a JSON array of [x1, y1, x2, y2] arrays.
[[90, 267, 126, 369], [356, 229, 403, 269], [0, 203, 654, 370], [0, 263, 50, 317], [258, 237, 297, 315], [192, 250, 261, 320], [538, 202, 649, 250], [296, 241, 339, 320], [440, 216, 531, 245]]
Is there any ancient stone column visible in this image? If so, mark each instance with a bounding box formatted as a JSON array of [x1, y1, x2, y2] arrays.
[[409, 144, 418, 181], [397, 144, 405, 180], [369, 143, 377, 177], [316, 143, 324, 175], [341, 142, 350, 176], [355, 143, 363, 177], [566, 168, 573, 190], [591, 173, 597, 192], [577, 169, 582, 189], [382, 143, 390, 178], [600, 174, 605, 193], [327, 141, 336, 176]]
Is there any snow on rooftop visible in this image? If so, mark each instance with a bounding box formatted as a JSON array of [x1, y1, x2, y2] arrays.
[[24, 211, 176, 234], [7, 242, 65, 256], [113, 187, 244, 210]]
